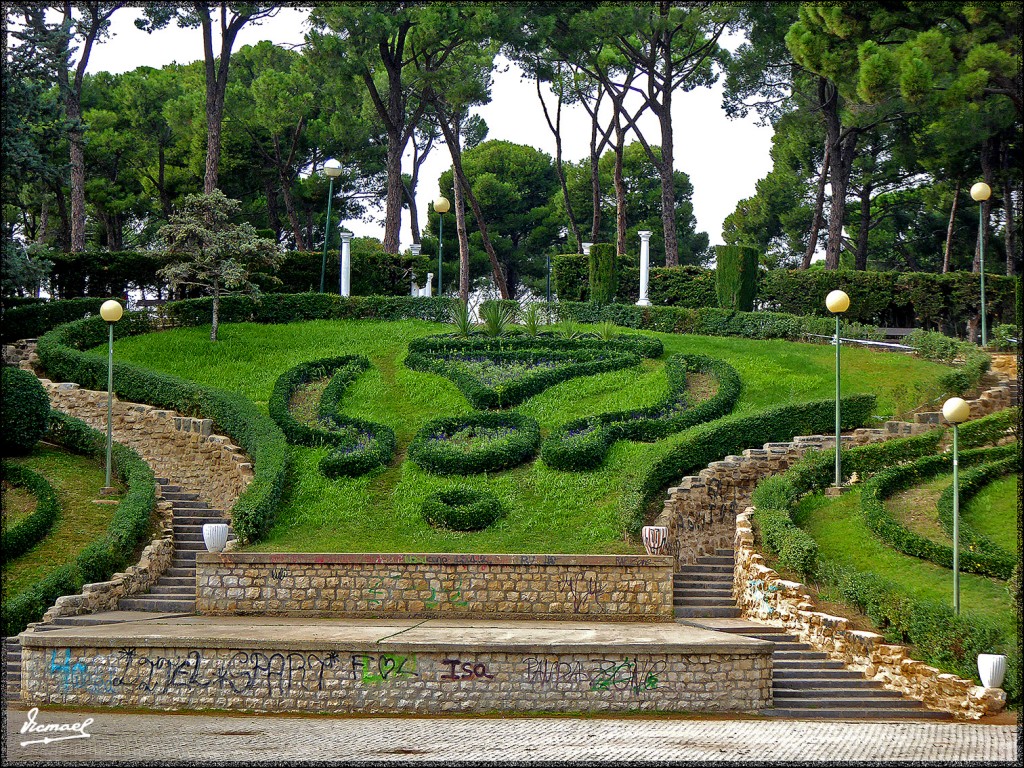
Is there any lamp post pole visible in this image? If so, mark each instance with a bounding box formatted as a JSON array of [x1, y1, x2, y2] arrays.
[[943, 397, 971, 615], [970, 182, 991, 346], [100, 300, 123, 491], [434, 196, 450, 298], [320, 159, 342, 294], [826, 290, 850, 488]]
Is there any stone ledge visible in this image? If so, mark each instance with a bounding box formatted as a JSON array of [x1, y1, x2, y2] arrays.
[[197, 552, 674, 567]]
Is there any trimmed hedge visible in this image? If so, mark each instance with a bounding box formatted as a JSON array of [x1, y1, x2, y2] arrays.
[[1, 366, 51, 455], [404, 334, 662, 410], [1, 297, 108, 342], [164, 293, 454, 327], [860, 445, 1018, 579], [267, 356, 396, 479], [541, 354, 742, 471], [1, 460, 61, 559], [35, 312, 287, 544], [408, 411, 541, 475], [551, 258, 721, 307], [420, 486, 506, 532], [715, 245, 759, 311], [588, 243, 617, 305], [936, 454, 1019, 569], [628, 393, 877, 537], [1, 411, 156, 636]]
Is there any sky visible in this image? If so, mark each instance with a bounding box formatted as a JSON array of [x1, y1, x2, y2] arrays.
[[83, 6, 776, 256]]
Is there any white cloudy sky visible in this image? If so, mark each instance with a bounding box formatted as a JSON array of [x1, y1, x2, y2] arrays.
[[83, 6, 775, 253]]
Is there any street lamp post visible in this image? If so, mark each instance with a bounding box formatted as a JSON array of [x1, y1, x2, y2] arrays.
[[100, 299, 123, 492], [942, 396, 971, 615], [434, 196, 450, 297], [970, 182, 991, 346], [320, 159, 343, 294], [826, 289, 850, 489]]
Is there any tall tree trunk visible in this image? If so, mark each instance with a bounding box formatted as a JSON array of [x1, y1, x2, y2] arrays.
[[435, 114, 510, 299], [819, 77, 858, 270], [383, 128, 404, 253], [613, 125, 627, 257], [274, 137, 306, 250], [403, 182, 422, 244], [589, 117, 602, 245], [453, 173, 470, 302], [943, 178, 961, 273], [1000, 145, 1018, 276], [656, 98, 678, 266], [37, 198, 49, 245], [854, 182, 872, 270], [803, 142, 830, 269], [68, 97, 87, 252], [158, 144, 172, 219]]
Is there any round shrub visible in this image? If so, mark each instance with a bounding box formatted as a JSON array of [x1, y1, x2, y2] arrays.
[[1, 366, 50, 455], [408, 411, 541, 474], [421, 486, 506, 531]]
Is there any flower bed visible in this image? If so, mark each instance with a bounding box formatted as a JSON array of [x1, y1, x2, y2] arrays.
[[408, 411, 541, 475], [420, 486, 507, 531]]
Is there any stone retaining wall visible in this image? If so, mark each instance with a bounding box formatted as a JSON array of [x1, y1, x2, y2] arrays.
[[22, 640, 770, 714], [733, 508, 1006, 720], [196, 553, 674, 622], [43, 379, 253, 512]]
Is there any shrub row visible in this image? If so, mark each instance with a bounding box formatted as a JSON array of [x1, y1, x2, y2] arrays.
[[1, 460, 61, 559], [408, 333, 664, 359], [817, 561, 1015, 702], [759, 269, 1017, 331], [552, 256, 717, 307], [164, 293, 454, 327], [1, 297, 108, 342], [936, 454, 1019, 568], [35, 313, 288, 544], [905, 329, 991, 395], [421, 486, 506, 532], [1, 366, 51, 454], [541, 354, 742, 471], [1, 411, 156, 636], [404, 336, 656, 410], [627, 393, 877, 537], [267, 355, 395, 478], [860, 446, 1017, 579], [408, 411, 541, 475]]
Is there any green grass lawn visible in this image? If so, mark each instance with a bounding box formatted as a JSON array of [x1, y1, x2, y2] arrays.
[[887, 474, 954, 545], [2, 444, 121, 595], [105, 319, 956, 554], [795, 490, 1016, 643], [964, 474, 1019, 556]]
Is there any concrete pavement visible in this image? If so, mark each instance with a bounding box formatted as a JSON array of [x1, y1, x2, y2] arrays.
[[3, 705, 1019, 764]]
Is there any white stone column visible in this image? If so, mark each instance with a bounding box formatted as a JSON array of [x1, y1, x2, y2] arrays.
[[339, 231, 353, 297], [582, 242, 593, 255], [425, 272, 434, 297], [637, 230, 652, 307], [409, 244, 421, 256]]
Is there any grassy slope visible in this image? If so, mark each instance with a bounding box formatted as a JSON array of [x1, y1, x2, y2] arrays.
[[964, 474, 1019, 556], [2, 444, 120, 594], [106, 319, 954, 554], [795, 490, 1016, 643]]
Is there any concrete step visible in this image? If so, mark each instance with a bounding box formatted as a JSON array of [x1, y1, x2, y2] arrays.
[[172, 514, 228, 525], [693, 556, 734, 567], [771, 696, 928, 710], [172, 532, 208, 543], [775, 650, 830, 661], [773, 686, 906, 699], [714, 549, 735, 557], [156, 576, 195, 588], [674, 588, 734, 598], [173, 522, 232, 532], [774, 668, 868, 681], [165, 567, 196, 578], [674, 606, 741, 618], [148, 585, 195, 597], [774, 659, 846, 670], [677, 564, 732, 575], [674, 597, 738, 607], [117, 597, 195, 612], [765, 708, 951, 720]]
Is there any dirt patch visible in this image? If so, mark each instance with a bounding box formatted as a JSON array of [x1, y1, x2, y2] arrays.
[[2, 482, 38, 526], [886, 477, 952, 545], [687, 372, 718, 403], [288, 377, 330, 427]]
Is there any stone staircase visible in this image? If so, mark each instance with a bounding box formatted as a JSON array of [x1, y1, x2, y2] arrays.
[[5, 637, 21, 702], [675, 548, 950, 720], [117, 478, 231, 613]]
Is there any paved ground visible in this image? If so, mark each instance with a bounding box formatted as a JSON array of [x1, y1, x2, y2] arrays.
[[3, 705, 1019, 764]]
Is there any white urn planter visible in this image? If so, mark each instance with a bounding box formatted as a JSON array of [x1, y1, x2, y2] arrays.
[[202, 523, 230, 553], [641, 526, 668, 556], [978, 653, 1007, 688]]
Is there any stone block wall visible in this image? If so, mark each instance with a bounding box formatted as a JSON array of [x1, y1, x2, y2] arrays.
[[22, 643, 771, 714], [43, 379, 252, 512], [733, 508, 1006, 720], [196, 553, 674, 622]]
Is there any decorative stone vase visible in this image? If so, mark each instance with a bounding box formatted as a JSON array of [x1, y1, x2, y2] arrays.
[[642, 526, 668, 556], [978, 654, 1007, 688], [202, 523, 229, 554]]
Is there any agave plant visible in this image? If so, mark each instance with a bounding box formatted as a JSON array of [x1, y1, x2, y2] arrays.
[[596, 320, 619, 340], [480, 301, 518, 337], [557, 319, 584, 340], [521, 302, 545, 337], [449, 300, 473, 337]]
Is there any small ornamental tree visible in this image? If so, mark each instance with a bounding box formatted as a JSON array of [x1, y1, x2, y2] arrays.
[[157, 190, 283, 341], [715, 244, 759, 311], [588, 243, 618, 306]]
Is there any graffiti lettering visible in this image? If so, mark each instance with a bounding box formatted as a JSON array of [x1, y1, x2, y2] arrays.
[[590, 658, 663, 696], [558, 572, 604, 613], [351, 654, 418, 684], [523, 657, 589, 685], [440, 658, 495, 681]]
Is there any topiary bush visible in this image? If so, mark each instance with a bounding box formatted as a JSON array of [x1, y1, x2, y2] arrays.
[[1, 367, 50, 455], [588, 243, 618, 305], [420, 486, 506, 531], [1, 461, 60, 559], [714, 244, 759, 311], [408, 412, 541, 475]]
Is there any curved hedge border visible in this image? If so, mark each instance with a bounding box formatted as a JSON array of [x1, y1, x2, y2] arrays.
[[860, 445, 1017, 580], [1, 411, 156, 636], [268, 356, 395, 478], [1, 297, 107, 343], [165, 293, 454, 326], [541, 354, 741, 471], [35, 312, 286, 544], [408, 412, 541, 475], [404, 335, 662, 410], [748, 419, 1018, 703], [629, 393, 877, 538], [421, 486, 506, 531], [1, 461, 61, 559], [936, 454, 1019, 568]]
